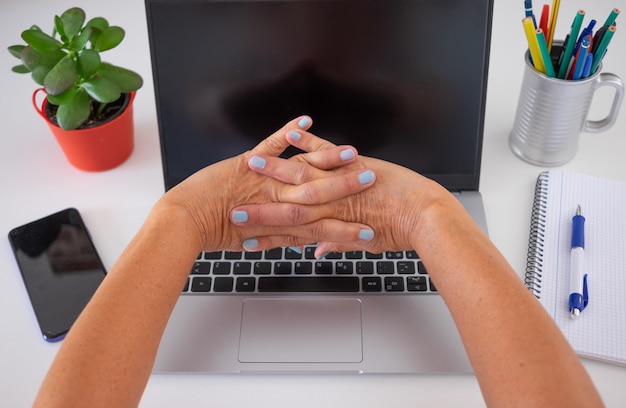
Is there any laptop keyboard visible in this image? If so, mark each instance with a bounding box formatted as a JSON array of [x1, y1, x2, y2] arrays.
[[183, 246, 438, 294]]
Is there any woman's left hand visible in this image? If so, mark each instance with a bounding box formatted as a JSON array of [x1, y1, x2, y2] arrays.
[[157, 116, 377, 253]]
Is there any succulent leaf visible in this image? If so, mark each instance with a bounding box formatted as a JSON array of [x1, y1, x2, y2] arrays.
[[44, 55, 78, 96], [94, 26, 125, 52], [81, 76, 121, 103], [59, 7, 86, 40], [21, 29, 63, 54], [56, 88, 91, 130], [98, 63, 143, 93]]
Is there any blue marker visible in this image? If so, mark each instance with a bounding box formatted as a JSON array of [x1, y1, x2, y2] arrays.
[[569, 205, 588, 319]]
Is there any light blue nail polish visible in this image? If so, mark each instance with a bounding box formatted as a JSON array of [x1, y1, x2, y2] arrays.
[[358, 170, 375, 185], [288, 246, 302, 254], [232, 210, 248, 223], [340, 149, 355, 161], [298, 116, 311, 128], [359, 229, 375, 241], [243, 238, 259, 251], [288, 130, 302, 141], [249, 156, 266, 169]]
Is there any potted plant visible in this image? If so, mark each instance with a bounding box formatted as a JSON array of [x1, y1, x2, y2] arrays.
[[8, 6, 143, 171]]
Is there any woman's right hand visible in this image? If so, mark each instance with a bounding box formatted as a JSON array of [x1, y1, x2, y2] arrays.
[[232, 128, 475, 257]]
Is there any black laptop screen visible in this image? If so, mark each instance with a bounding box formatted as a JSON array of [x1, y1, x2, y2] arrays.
[[146, 0, 493, 191]]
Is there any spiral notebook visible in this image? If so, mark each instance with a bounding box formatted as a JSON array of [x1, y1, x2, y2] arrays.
[[525, 169, 626, 366]]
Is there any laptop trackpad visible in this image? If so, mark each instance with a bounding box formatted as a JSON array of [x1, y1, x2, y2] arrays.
[[238, 298, 363, 363]]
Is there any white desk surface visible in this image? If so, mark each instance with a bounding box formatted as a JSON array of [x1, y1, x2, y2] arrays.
[[2, 0, 625, 406]]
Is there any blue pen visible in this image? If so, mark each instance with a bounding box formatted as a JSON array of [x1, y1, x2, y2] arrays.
[[524, 0, 537, 28], [572, 36, 591, 80], [574, 20, 596, 54], [569, 205, 588, 319], [581, 53, 593, 79]]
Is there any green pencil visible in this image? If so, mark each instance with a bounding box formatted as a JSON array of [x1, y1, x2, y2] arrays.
[[536, 29, 555, 77], [604, 8, 620, 27], [558, 10, 585, 79], [590, 25, 616, 74]]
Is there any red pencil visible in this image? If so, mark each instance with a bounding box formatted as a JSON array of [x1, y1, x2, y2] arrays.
[[539, 4, 550, 41]]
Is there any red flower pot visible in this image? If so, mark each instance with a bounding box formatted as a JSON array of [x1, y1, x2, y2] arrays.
[[33, 88, 135, 172]]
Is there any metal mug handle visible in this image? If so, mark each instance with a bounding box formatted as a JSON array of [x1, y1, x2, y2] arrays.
[[584, 73, 624, 133]]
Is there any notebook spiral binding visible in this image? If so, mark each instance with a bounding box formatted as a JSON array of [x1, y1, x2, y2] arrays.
[[524, 171, 550, 298]]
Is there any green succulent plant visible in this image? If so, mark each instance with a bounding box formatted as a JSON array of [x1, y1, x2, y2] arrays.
[[8, 7, 143, 130]]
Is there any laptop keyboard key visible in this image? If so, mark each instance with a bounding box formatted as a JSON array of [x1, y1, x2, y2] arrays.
[[236, 277, 256, 292], [397, 261, 415, 274], [204, 251, 222, 259], [356, 262, 374, 274], [213, 277, 234, 292], [254, 262, 271, 275], [244, 251, 262, 260], [213, 262, 231, 275], [315, 261, 333, 274], [377, 261, 395, 274], [384, 276, 405, 292], [233, 262, 251, 275], [274, 262, 292, 275], [335, 262, 353, 274], [191, 261, 210, 275], [265, 247, 283, 260], [191, 276, 212, 292], [362, 277, 382, 292], [407, 276, 428, 291], [294, 262, 313, 274]]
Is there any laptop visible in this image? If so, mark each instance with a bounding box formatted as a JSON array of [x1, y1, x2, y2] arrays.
[[145, 0, 493, 374]]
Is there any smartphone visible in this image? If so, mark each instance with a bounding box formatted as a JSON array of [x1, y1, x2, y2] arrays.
[[8, 208, 107, 342]]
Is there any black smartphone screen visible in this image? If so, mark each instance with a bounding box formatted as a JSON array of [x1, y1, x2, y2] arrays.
[[8, 208, 107, 342]]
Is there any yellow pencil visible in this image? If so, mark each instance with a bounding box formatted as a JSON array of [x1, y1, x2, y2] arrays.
[[523, 17, 546, 74], [547, 0, 561, 51]]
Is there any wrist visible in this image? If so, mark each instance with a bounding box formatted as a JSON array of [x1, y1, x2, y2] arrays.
[[149, 195, 206, 255]]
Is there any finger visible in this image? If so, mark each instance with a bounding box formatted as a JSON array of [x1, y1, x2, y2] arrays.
[[248, 145, 358, 184], [238, 221, 375, 252], [286, 125, 337, 153], [277, 169, 376, 204], [314, 241, 374, 259], [250, 115, 313, 157], [232, 203, 332, 226]]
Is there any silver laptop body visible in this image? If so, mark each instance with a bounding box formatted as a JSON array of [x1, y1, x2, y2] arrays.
[[145, 0, 493, 374]]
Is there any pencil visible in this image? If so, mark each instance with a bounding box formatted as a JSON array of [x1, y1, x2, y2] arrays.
[[547, 0, 561, 52], [536, 29, 555, 77], [523, 17, 546, 74], [590, 25, 616, 74], [604, 8, 620, 27], [557, 10, 585, 79]]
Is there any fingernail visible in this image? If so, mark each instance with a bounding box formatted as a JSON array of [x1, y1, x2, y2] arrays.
[[298, 116, 311, 128], [288, 246, 302, 254], [249, 156, 266, 169], [359, 229, 375, 241], [340, 149, 355, 161], [288, 130, 302, 141], [231, 210, 248, 223], [358, 170, 375, 185], [243, 238, 259, 251]]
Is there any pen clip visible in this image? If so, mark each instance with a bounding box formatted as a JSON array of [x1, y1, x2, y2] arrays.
[[582, 274, 589, 310]]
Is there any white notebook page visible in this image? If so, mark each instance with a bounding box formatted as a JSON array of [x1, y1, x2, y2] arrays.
[[533, 169, 626, 365]]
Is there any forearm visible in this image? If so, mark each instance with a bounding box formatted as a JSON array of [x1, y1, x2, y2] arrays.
[[413, 195, 603, 407], [34, 202, 202, 408]]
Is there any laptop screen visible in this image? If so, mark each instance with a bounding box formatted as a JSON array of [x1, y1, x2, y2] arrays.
[[146, 0, 493, 191]]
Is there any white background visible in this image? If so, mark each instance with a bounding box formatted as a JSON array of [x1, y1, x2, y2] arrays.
[[1, 0, 625, 406]]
